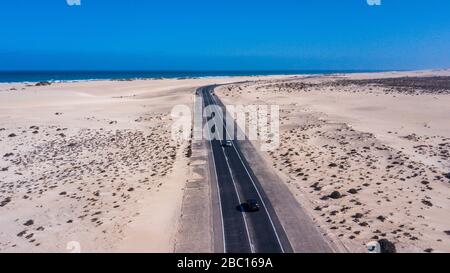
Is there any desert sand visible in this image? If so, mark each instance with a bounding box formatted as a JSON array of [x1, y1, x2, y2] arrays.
[[0, 76, 271, 253], [1, 70, 450, 253], [216, 70, 450, 253]]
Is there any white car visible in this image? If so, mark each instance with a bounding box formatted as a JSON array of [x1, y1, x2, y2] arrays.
[[223, 140, 233, 147]]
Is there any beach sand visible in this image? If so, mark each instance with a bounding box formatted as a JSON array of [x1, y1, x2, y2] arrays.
[[216, 70, 450, 253]]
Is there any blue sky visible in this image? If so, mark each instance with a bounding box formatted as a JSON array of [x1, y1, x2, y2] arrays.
[[0, 0, 449, 71]]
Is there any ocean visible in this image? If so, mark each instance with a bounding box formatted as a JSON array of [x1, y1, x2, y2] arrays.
[[0, 70, 379, 83]]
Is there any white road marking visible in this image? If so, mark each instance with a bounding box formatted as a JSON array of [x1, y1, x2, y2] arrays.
[[220, 142, 256, 253], [202, 91, 227, 253], [209, 90, 286, 253], [204, 88, 254, 253]]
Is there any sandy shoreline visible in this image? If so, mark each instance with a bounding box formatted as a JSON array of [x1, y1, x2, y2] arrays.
[[1, 70, 450, 253]]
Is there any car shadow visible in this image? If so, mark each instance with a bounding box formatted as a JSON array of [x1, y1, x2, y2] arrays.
[[236, 204, 247, 213]]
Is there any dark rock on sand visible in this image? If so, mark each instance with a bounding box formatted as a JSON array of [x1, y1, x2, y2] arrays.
[[35, 81, 51, 86], [0, 197, 12, 207], [352, 213, 364, 219], [329, 191, 342, 199], [378, 239, 397, 253], [23, 220, 34, 226]]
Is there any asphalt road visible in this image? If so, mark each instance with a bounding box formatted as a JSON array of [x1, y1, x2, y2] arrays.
[[200, 85, 293, 253]]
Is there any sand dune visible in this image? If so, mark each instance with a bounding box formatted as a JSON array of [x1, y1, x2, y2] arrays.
[[0, 77, 263, 252], [1, 71, 449, 253]]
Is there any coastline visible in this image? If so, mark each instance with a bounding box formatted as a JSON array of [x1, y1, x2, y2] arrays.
[[0, 69, 398, 84]]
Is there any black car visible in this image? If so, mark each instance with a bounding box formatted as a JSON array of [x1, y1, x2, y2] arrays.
[[243, 199, 260, 212]]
